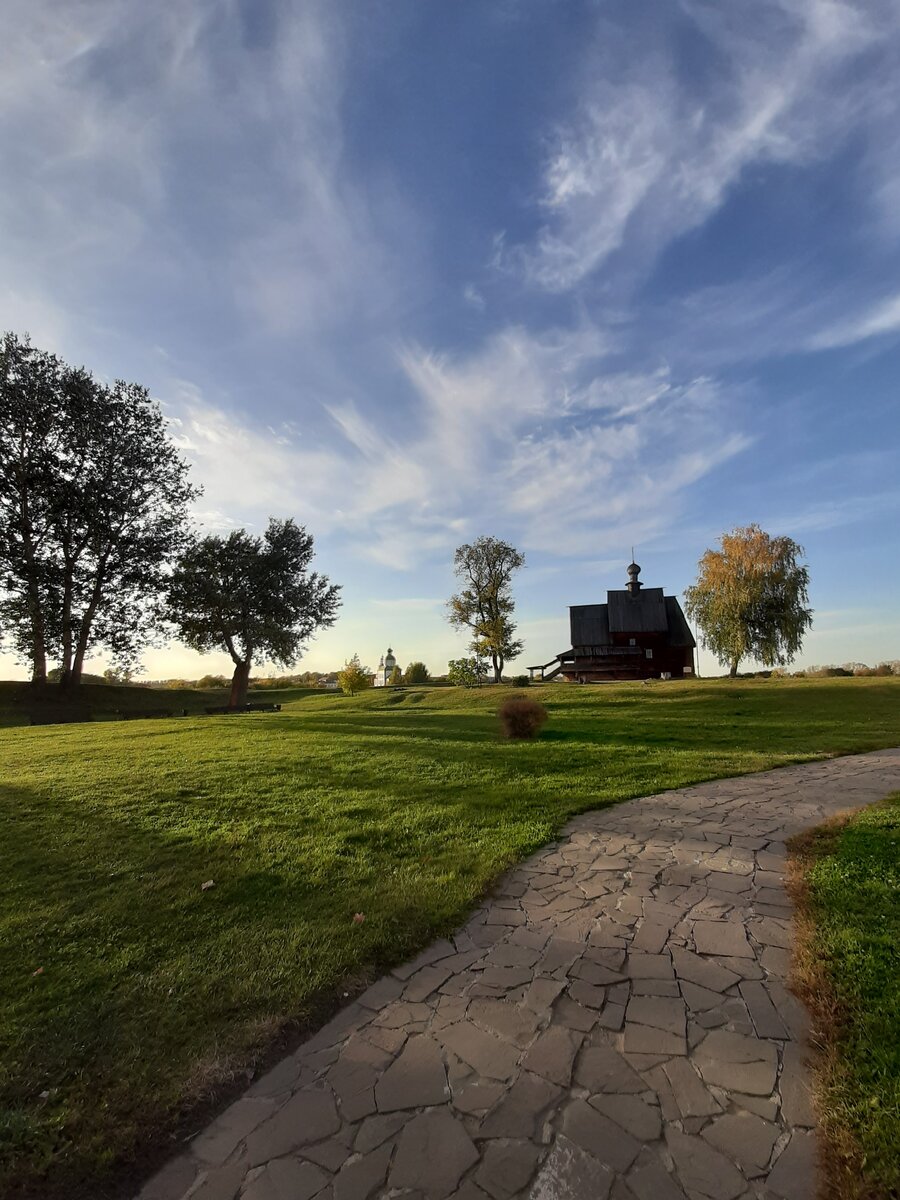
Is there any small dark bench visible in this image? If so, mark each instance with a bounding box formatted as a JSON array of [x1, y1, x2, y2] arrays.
[[204, 703, 282, 715]]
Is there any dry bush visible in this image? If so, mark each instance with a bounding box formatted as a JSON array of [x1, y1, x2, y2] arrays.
[[498, 696, 548, 739]]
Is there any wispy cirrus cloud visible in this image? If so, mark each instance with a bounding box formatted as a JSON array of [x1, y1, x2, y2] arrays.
[[806, 292, 900, 350], [164, 323, 750, 566], [506, 0, 895, 293]]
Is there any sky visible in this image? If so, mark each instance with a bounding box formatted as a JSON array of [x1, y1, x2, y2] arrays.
[[1, 0, 899, 681]]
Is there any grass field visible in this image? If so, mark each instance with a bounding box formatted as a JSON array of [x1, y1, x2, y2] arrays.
[[1, 676, 899, 1198], [790, 793, 900, 1200]]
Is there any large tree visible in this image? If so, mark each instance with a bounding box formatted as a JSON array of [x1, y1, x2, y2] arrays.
[[684, 524, 813, 677], [0, 333, 61, 682], [167, 518, 340, 708], [0, 332, 199, 686], [448, 536, 524, 683]]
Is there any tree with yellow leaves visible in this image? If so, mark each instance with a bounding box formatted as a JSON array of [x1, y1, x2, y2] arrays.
[[684, 525, 813, 677]]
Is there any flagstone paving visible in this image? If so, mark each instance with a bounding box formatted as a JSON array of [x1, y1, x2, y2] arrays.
[[138, 747, 900, 1200]]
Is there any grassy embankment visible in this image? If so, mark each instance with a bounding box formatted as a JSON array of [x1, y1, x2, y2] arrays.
[[1, 675, 898, 1198], [790, 793, 900, 1200]]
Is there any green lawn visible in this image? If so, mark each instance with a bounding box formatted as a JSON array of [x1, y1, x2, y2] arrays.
[[1, 676, 898, 1198], [790, 793, 900, 1200]]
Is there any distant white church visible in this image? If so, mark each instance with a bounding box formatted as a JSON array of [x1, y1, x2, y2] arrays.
[[373, 647, 397, 687]]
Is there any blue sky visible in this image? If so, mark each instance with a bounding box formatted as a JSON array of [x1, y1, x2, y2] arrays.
[[1, 0, 899, 679]]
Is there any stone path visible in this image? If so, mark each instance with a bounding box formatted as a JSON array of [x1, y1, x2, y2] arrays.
[[140, 748, 900, 1200]]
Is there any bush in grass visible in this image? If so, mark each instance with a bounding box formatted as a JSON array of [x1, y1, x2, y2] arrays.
[[498, 696, 548, 739], [511, 674, 529, 686]]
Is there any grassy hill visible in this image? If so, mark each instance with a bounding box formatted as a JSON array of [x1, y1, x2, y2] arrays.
[[1, 676, 898, 1198]]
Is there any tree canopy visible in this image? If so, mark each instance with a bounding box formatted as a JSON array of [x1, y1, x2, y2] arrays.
[[338, 654, 370, 696], [403, 661, 430, 685], [448, 536, 524, 683], [0, 331, 199, 685], [167, 518, 340, 708], [684, 524, 813, 677], [447, 656, 488, 687]]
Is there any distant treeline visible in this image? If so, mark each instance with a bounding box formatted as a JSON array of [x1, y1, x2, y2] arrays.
[[743, 662, 900, 679]]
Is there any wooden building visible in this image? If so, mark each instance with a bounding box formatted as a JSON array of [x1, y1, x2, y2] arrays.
[[529, 562, 696, 683]]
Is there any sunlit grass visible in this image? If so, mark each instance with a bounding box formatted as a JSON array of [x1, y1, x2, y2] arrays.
[[790, 793, 900, 1199]]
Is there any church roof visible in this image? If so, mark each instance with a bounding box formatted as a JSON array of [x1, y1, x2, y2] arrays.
[[568, 565, 695, 649]]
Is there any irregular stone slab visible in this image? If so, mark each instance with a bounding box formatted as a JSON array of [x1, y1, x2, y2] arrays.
[[480, 1070, 562, 1138], [333, 1142, 393, 1200], [588, 1094, 662, 1141], [374, 1036, 447, 1112], [468, 998, 539, 1046], [245, 1085, 340, 1165], [631, 922, 671, 954], [702, 1111, 779, 1172], [561, 1099, 641, 1172], [597, 1003, 625, 1031], [521, 1026, 582, 1086], [692, 920, 754, 959], [626, 954, 675, 980], [475, 1139, 541, 1199], [437, 1022, 520, 1080], [528, 1134, 614, 1200], [573, 959, 626, 986], [574, 1043, 646, 1094], [354, 1111, 409, 1153], [739, 981, 789, 1039], [679, 981, 723, 1012], [666, 1130, 746, 1200], [188, 1163, 246, 1200], [242, 1158, 330, 1200], [405, 964, 455, 1002], [191, 1097, 275, 1164], [391, 1108, 479, 1198], [779, 1042, 815, 1127], [539, 938, 586, 975], [693, 1030, 778, 1096], [671, 949, 741, 993], [552, 995, 597, 1032], [627, 1156, 689, 1200], [567, 980, 610, 1010], [662, 1059, 722, 1118], [766, 1129, 818, 1198], [626, 996, 687, 1036], [623, 1023, 686, 1056]]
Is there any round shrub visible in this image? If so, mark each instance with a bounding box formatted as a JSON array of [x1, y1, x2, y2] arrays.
[[511, 674, 530, 687], [498, 696, 548, 740]]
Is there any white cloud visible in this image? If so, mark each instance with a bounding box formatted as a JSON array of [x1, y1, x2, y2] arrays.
[[806, 292, 900, 349], [507, 0, 891, 291], [162, 324, 750, 566]]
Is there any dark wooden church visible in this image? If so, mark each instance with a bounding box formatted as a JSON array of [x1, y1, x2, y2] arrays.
[[528, 562, 696, 683]]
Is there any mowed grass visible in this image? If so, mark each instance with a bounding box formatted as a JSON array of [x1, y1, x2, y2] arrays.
[[790, 794, 900, 1200], [1, 676, 898, 1197]]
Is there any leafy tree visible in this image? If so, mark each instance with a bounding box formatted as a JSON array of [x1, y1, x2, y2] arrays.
[[404, 661, 430, 684], [448, 536, 525, 683], [684, 524, 813, 677], [447, 656, 489, 687], [197, 674, 229, 689], [167, 518, 340, 708], [338, 654, 370, 696], [388, 665, 403, 686], [102, 666, 134, 685], [0, 331, 199, 686]]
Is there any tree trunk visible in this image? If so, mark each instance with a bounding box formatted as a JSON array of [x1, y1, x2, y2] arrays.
[[729, 659, 740, 678], [493, 654, 502, 684], [26, 579, 47, 684], [229, 659, 251, 709]]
